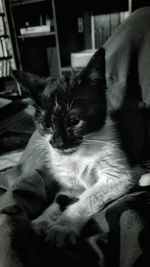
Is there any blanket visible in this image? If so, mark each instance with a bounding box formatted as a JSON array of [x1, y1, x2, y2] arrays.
[[0, 179, 150, 267]]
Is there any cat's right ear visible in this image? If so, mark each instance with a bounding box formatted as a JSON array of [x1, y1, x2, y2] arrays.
[[11, 69, 50, 104]]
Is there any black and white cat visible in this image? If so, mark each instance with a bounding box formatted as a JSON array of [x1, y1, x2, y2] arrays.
[[10, 7, 150, 247], [12, 48, 139, 247]]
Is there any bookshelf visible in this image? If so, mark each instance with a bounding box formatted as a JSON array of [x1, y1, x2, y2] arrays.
[[0, 0, 16, 79], [6, 0, 61, 79], [4, 0, 144, 82]]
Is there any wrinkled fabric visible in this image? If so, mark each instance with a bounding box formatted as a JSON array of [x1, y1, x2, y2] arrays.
[[0, 186, 150, 267]]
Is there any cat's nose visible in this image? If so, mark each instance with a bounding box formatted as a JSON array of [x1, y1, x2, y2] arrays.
[[50, 136, 64, 149]]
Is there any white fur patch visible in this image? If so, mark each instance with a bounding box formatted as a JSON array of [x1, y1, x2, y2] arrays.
[[139, 173, 150, 186], [48, 117, 133, 194]]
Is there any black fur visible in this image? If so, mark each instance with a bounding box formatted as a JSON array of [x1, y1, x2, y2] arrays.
[[12, 48, 107, 151]]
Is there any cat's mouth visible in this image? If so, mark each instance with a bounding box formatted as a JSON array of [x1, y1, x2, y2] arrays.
[[50, 137, 82, 154], [51, 143, 80, 154], [62, 147, 79, 154]]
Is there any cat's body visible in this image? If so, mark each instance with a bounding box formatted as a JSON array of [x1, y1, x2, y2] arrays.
[[30, 118, 134, 247], [11, 63, 136, 247], [8, 7, 150, 247], [49, 118, 130, 189]]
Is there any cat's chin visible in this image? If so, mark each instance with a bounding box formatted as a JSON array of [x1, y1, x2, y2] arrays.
[[50, 144, 79, 154], [62, 147, 79, 154]]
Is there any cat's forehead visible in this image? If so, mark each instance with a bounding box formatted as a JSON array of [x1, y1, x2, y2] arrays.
[[43, 78, 67, 97], [42, 75, 83, 112]]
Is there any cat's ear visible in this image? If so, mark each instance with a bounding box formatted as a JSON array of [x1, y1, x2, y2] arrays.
[[11, 69, 51, 102], [82, 48, 106, 85]]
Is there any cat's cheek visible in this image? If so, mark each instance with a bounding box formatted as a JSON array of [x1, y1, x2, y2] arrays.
[[73, 121, 86, 134], [37, 127, 52, 142], [36, 126, 43, 136], [35, 122, 44, 134], [44, 133, 52, 142], [75, 127, 87, 138], [73, 127, 84, 139]]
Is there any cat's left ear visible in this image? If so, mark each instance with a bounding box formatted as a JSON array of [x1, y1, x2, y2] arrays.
[[82, 47, 106, 85], [11, 69, 51, 103]]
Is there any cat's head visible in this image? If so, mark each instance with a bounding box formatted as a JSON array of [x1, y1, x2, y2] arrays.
[[12, 48, 107, 153]]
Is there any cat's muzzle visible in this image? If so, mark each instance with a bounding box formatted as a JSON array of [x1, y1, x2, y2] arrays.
[[50, 135, 82, 154]]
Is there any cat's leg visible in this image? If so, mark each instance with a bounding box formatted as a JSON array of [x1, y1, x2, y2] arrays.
[[46, 178, 132, 247], [31, 192, 78, 237], [31, 202, 62, 237]]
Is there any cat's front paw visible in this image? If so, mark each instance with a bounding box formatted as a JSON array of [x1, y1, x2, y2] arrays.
[[31, 219, 48, 237], [46, 223, 80, 247], [31, 203, 62, 237], [31, 214, 61, 238]]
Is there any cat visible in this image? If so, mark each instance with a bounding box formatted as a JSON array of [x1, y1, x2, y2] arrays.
[[11, 48, 139, 248], [10, 6, 150, 247]]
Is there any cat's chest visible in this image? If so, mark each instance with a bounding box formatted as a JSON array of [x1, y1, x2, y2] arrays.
[[49, 146, 98, 189]]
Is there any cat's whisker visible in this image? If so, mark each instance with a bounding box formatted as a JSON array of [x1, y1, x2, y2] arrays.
[[34, 102, 44, 111], [35, 108, 43, 114], [32, 102, 44, 114], [27, 146, 50, 160], [33, 107, 43, 115], [37, 151, 47, 161], [82, 142, 104, 146], [82, 141, 119, 147], [26, 143, 42, 150], [29, 139, 46, 146], [84, 139, 119, 144], [83, 140, 109, 144], [26, 141, 49, 151], [26, 146, 44, 153], [85, 139, 108, 142]]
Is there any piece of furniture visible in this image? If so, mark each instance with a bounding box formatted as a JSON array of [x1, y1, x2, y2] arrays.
[[0, 0, 17, 93], [3, 0, 150, 92], [5, 0, 132, 81], [6, 0, 61, 79]]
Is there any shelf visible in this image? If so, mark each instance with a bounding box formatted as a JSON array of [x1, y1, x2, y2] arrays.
[[0, 34, 9, 38], [61, 66, 83, 73], [18, 31, 55, 38], [61, 66, 73, 72], [10, 0, 46, 6], [8, 0, 61, 79], [0, 56, 12, 60]]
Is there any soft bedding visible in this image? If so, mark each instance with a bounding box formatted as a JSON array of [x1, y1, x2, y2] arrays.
[[0, 174, 149, 267]]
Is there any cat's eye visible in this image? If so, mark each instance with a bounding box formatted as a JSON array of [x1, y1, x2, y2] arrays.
[[69, 118, 80, 126], [39, 122, 51, 131]]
